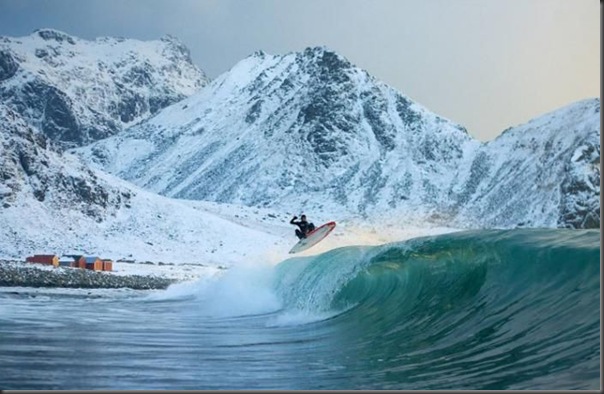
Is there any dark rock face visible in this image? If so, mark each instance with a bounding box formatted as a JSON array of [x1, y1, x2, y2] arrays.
[[0, 50, 18, 81], [297, 49, 358, 163], [36, 28, 76, 45], [149, 94, 177, 114], [42, 84, 81, 142], [3, 79, 81, 145], [0, 105, 131, 218], [456, 151, 491, 206], [559, 143, 600, 229]]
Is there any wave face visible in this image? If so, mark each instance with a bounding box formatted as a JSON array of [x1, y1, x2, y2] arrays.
[[273, 228, 600, 389]]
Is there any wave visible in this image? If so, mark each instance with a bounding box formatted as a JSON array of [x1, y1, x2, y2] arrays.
[[271, 228, 600, 389]]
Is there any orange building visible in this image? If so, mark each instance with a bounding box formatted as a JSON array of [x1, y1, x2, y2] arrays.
[[84, 256, 102, 271], [72, 256, 87, 269], [101, 259, 113, 271], [26, 255, 59, 267], [73, 256, 85, 268]]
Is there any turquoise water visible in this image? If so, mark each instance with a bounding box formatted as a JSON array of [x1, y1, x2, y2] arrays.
[[0, 229, 600, 389]]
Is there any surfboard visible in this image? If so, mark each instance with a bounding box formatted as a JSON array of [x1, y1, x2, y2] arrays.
[[289, 221, 336, 254]]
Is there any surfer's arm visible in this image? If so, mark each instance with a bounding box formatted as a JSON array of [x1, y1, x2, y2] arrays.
[[290, 216, 299, 225]]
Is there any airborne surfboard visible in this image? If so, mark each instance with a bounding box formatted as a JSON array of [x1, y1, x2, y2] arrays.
[[289, 221, 336, 254]]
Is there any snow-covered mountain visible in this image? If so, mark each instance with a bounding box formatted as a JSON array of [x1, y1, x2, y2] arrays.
[[0, 29, 208, 147], [79, 47, 600, 229], [0, 102, 294, 264], [450, 98, 600, 229], [80, 47, 479, 221]]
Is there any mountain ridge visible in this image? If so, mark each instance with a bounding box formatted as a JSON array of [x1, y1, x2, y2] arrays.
[[77, 46, 600, 229]]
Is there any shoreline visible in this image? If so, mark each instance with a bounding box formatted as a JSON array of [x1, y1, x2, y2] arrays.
[[0, 259, 215, 290]]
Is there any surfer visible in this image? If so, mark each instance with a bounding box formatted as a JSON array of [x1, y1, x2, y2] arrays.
[[290, 214, 315, 239]]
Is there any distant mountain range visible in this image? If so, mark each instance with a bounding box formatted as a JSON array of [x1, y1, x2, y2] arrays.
[[0, 29, 599, 260]]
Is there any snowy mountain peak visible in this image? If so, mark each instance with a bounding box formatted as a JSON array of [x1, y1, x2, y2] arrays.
[[250, 49, 268, 58], [78, 44, 598, 229], [158, 34, 196, 64], [301, 45, 353, 67], [0, 29, 209, 147], [450, 98, 600, 229], [80, 46, 477, 219]]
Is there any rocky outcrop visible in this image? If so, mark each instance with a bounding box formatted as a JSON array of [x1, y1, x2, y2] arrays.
[[0, 49, 19, 81], [0, 104, 131, 219], [559, 140, 600, 228]]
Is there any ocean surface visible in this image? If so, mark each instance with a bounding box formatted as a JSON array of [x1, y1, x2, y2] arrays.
[[0, 228, 600, 390]]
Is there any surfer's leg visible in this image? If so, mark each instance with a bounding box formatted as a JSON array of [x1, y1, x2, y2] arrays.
[[295, 229, 304, 239]]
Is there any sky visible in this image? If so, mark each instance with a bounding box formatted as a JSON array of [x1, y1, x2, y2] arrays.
[[0, 0, 599, 141]]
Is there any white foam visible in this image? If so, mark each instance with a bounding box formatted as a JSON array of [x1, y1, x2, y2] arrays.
[[147, 260, 283, 318]]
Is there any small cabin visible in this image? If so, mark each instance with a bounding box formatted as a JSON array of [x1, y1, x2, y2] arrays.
[[62, 254, 85, 268], [73, 255, 86, 268], [26, 254, 59, 267], [101, 259, 113, 272], [70, 255, 87, 269], [58, 256, 77, 267], [84, 256, 102, 271]]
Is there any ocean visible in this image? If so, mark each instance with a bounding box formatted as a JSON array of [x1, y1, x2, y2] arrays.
[[0, 228, 599, 390]]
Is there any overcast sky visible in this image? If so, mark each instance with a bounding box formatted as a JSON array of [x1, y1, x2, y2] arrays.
[[0, 0, 599, 141]]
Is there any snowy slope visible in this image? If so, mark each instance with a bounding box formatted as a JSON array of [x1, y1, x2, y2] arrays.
[[0, 29, 208, 147], [0, 103, 297, 265], [79, 47, 479, 224], [78, 47, 599, 229]]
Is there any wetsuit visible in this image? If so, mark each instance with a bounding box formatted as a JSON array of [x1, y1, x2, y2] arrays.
[[290, 217, 315, 239]]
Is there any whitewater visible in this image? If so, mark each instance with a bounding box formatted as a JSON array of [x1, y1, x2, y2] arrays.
[[0, 227, 599, 390]]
